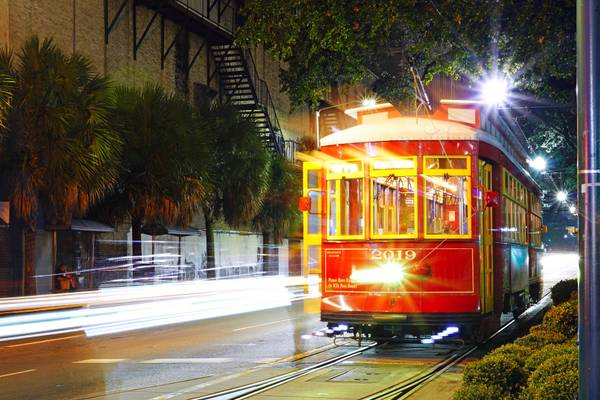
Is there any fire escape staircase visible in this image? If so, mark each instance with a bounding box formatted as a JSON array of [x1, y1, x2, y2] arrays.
[[211, 44, 285, 155]]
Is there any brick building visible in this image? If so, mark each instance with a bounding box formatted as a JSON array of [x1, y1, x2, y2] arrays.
[[0, 0, 312, 295]]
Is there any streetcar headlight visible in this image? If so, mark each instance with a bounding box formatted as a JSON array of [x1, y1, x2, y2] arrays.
[[350, 262, 405, 284]]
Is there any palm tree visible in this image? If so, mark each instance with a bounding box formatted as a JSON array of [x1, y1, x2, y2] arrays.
[[252, 154, 301, 274], [0, 37, 121, 295], [105, 84, 211, 260], [0, 72, 13, 129], [197, 101, 270, 279]]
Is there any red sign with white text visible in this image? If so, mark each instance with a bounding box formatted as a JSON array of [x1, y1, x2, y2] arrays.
[[323, 247, 475, 294]]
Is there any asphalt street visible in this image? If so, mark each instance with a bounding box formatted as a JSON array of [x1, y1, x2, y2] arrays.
[[0, 298, 330, 400]]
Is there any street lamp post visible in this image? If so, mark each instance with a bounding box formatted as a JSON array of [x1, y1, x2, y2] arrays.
[[578, 1, 600, 398], [315, 109, 321, 149]]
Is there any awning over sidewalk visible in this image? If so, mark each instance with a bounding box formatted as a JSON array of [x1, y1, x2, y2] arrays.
[[45, 219, 115, 233], [142, 224, 201, 237]]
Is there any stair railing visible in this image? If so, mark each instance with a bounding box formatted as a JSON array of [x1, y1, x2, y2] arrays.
[[240, 48, 285, 155], [175, 0, 236, 36]]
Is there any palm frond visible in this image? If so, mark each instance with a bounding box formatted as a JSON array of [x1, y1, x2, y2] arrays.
[[3, 35, 121, 226]]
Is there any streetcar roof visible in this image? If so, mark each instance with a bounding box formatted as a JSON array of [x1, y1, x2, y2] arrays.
[[321, 116, 480, 146], [319, 116, 534, 184]]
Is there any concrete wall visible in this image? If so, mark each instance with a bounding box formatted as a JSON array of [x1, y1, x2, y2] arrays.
[[33, 230, 53, 294]]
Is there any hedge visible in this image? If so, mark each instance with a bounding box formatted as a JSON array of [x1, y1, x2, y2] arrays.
[[550, 279, 578, 305], [542, 299, 578, 337], [525, 353, 578, 400], [462, 353, 527, 395], [523, 342, 577, 373], [453, 281, 579, 400], [513, 328, 567, 350], [453, 383, 507, 400]]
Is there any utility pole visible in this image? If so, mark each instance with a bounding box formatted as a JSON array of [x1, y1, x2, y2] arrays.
[[577, 1, 600, 398]]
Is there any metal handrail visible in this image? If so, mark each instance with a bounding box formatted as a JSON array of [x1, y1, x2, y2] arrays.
[[240, 47, 285, 154], [175, 0, 236, 35]]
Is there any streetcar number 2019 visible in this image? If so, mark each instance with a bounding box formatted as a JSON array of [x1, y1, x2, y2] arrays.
[[370, 249, 416, 261]]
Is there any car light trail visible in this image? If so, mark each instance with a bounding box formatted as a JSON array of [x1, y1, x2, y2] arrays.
[[0, 277, 314, 342]]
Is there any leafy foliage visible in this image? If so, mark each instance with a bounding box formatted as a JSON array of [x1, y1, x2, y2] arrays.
[[0, 36, 121, 228], [455, 279, 579, 400], [197, 101, 270, 277], [462, 353, 527, 396], [453, 384, 506, 400], [102, 84, 210, 229], [198, 101, 270, 228], [542, 299, 578, 337], [513, 327, 568, 350], [488, 343, 533, 366], [525, 354, 578, 400], [239, 0, 576, 193], [252, 154, 301, 243], [238, 1, 574, 106], [551, 278, 578, 305], [0, 72, 13, 129], [523, 342, 577, 374]]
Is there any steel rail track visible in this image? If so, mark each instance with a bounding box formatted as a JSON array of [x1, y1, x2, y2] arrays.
[[191, 291, 552, 400], [191, 341, 380, 400]]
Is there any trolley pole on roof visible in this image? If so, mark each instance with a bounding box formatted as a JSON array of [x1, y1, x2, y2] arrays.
[[578, 1, 600, 398]]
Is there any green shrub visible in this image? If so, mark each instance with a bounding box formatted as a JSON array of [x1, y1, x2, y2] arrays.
[[489, 343, 533, 366], [523, 343, 578, 373], [551, 279, 578, 305], [514, 329, 567, 350], [526, 353, 578, 400], [542, 300, 578, 337], [462, 353, 526, 395], [453, 383, 506, 400]]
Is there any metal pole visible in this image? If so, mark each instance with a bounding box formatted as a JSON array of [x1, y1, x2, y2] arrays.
[[315, 110, 320, 149], [578, 1, 600, 398]]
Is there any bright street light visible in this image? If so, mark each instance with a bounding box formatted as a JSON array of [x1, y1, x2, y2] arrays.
[[557, 190, 568, 202], [528, 156, 547, 171], [481, 77, 510, 105], [361, 97, 377, 107], [569, 205, 577, 214]]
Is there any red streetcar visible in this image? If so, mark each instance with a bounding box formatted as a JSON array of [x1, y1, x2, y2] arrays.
[[300, 100, 544, 341]]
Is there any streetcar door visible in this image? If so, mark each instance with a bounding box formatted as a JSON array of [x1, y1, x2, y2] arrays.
[[303, 162, 323, 275], [479, 160, 494, 314]]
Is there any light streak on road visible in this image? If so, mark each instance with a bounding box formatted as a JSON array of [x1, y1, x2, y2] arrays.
[[0, 276, 319, 342]]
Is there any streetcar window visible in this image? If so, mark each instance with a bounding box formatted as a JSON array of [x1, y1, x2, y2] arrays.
[[307, 170, 320, 189], [425, 176, 470, 236], [502, 169, 528, 244], [372, 176, 416, 236], [327, 178, 364, 237], [425, 157, 468, 170]]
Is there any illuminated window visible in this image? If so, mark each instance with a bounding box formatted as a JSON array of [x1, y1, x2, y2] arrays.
[[327, 161, 365, 239], [502, 169, 528, 244], [370, 157, 417, 238], [425, 175, 470, 235], [425, 157, 468, 170], [529, 194, 543, 247], [423, 156, 471, 238], [372, 176, 416, 236]]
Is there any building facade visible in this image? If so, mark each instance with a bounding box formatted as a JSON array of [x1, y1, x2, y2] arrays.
[[0, 0, 310, 295]]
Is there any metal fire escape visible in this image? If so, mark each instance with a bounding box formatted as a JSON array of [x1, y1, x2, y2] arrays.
[[105, 0, 285, 156], [211, 44, 285, 155]]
